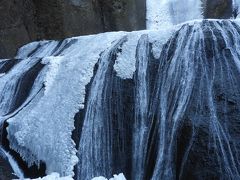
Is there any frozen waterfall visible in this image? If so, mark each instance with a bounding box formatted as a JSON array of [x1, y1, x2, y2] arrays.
[[1, 1, 240, 180], [1, 19, 240, 179], [146, 0, 203, 29]]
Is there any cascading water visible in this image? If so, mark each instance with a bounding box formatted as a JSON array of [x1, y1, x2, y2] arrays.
[[146, 0, 203, 29], [1, 1, 240, 180], [76, 20, 240, 179], [131, 34, 151, 180], [77, 37, 128, 179]]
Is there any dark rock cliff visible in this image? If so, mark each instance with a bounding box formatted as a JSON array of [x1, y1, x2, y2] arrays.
[[0, 0, 146, 58], [0, 0, 35, 59], [202, 0, 233, 19], [0, 0, 236, 58]]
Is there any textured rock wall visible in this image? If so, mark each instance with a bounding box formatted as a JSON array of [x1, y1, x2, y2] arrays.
[[0, 0, 146, 58], [202, 0, 233, 19], [0, 0, 235, 58], [0, 0, 36, 59]]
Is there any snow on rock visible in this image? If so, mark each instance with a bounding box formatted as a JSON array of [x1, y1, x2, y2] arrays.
[[114, 28, 176, 79], [109, 173, 126, 180], [92, 173, 126, 180], [16, 41, 59, 59]]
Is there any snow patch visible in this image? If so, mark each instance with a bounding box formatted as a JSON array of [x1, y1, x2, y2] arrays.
[[92, 173, 126, 180]]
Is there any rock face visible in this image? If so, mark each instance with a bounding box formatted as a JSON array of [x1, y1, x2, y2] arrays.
[[0, 0, 236, 58], [202, 0, 233, 19], [0, 0, 146, 58], [0, 0, 36, 59]]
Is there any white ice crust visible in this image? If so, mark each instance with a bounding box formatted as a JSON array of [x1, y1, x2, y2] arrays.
[[4, 17, 207, 178]]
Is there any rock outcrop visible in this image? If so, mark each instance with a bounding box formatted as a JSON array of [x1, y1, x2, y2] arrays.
[[0, 0, 146, 58], [0, 0, 237, 58], [0, 0, 35, 59], [202, 0, 233, 19]]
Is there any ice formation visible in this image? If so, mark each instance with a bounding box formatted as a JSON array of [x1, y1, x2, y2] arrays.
[[1, 28, 175, 178], [146, 0, 203, 29], [4, 32, 130, 176], [1, 0, 240, 180]]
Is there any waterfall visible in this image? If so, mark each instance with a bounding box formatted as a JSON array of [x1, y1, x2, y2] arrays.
[[3, 32, 129, 177], [131, 34, 150, 180], [233, 0, 240, 18], [146, 0, 203, 29], [141, 20, 240, 179], [75, 20, 240, 179], [0, 58, 44, 117], [77, 36, 129, 179], [1, 3, 240, 179]]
